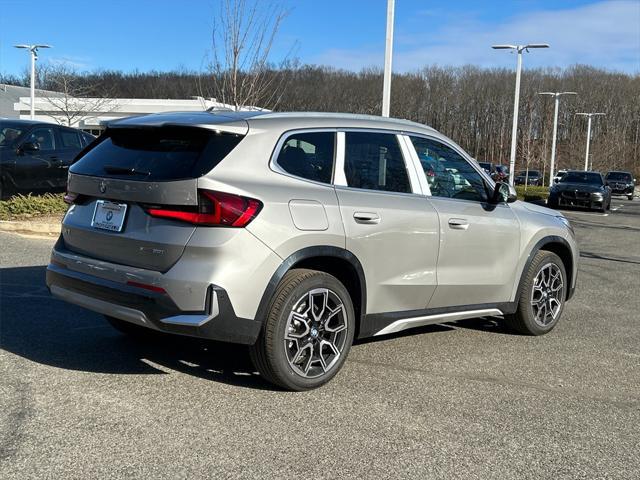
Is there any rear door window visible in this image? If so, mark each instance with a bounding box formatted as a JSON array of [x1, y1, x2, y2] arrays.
[[59, 129, 82, 149], [276, 132, 335, 184], [70, 127, 244, 181], [344, 132, 411, 193], [25, 127, 56, 151]]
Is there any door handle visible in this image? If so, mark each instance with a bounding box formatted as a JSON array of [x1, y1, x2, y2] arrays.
[[448, 218, 469, 230], [353, 212, 380, 224], [49, 156, 60, 161]]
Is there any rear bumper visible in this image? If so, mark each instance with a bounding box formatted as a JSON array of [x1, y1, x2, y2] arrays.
[[46, 262, 262, 345]]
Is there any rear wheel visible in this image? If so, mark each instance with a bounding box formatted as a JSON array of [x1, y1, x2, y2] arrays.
[[628, 194, 634, 201], [505, 251, 567, 335], [250, 269, 355, 391]]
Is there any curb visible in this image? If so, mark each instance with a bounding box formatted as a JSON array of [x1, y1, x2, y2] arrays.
[[0, 220, 61, 236]]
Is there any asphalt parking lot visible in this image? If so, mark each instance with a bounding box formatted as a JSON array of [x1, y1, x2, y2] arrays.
[[1, 198, 639, 479]]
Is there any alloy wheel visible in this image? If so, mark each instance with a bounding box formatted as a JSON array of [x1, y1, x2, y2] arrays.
[[284, 288, 348, 379], [530, 262, 564, 327]]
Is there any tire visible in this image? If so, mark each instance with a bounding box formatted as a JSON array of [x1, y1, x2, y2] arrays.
[[628, 195, 634, 201], [105, 315, 155, 338], [250, 269, 355, 391], [504, 251, 567, 336]]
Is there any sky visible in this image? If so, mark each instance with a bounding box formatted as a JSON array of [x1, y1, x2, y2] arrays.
[[0, 0, 638, 77]]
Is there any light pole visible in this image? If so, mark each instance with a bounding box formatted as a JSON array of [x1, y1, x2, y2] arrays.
[[576, 113, 605, 171], [381, 0, 395, 117], [13, 44, 52, 120], [538, 91, 577, 185], [492, 43, 549, 184]]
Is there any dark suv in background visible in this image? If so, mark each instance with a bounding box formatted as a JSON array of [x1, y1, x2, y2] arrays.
[[0, 119, 94, 199], [515, 170, 543, 186], [605, 171, 635, 200]]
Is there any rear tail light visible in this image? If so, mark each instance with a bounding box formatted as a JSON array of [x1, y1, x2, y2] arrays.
[[145, 189, 262, 227]]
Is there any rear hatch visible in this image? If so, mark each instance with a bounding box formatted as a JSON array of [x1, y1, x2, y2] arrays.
[[62, 114, 248, 272]]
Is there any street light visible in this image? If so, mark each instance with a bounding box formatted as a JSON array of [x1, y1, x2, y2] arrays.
[[538, 91, 577, 185], [13, 44, 52, 120], [575, 112, 605, 171], [381, 0, 395, 117], [492, 43, 549, 184]]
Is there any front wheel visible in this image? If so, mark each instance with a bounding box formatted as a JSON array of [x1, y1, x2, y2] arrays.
[[505, 251, 567, 335], [250, 269, 355, 391], [628, 195, 634, 201]]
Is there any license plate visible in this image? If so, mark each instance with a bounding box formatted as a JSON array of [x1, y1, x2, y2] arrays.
[[91, 200, 127, 232]]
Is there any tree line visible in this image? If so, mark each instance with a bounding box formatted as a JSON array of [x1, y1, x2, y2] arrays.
[[2, 63, 638, 178]]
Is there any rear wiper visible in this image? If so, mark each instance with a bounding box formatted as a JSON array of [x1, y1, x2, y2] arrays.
[[103, 165, 151, 176]]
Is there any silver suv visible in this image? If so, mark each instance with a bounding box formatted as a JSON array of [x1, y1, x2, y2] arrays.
[[46, 112, 578, 390]]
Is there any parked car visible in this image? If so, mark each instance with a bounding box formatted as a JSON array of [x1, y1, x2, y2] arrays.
[[0, 119, 95, 199], [605, 171, 635, 200], [492, 165, 509, 182], [478, 161, 494, 174], [547, 170, 611, 212], [515, 169, 543, 186], [46, 111, 578, 391], [553, 169, 568, 184]]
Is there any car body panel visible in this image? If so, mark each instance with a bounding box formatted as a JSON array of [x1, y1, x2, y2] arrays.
[[425, 198, 521, 307], [335, 186, 440, 314]]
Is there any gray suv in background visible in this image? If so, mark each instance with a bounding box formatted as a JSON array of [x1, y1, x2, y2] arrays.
[[46, 111, 578, 390]]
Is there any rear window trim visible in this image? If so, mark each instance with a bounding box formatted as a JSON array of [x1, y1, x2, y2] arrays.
[[269, 128, 339, 188]]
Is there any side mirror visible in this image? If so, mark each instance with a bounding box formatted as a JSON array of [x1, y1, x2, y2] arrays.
[[19, 141, 39, 153], [492, 182, 517, 204]]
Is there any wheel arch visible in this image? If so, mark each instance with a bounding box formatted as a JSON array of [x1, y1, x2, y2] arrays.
[[517, 235, 575, 302], [254, 246, 367, 337]]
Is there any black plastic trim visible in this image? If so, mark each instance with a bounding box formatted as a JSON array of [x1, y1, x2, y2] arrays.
[[517, 235, 576, 302], [253, 245, 367, 326], [45, 263, 261, 344]]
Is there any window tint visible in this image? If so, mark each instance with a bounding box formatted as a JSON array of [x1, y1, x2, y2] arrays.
[[0, 123, 26, 146], [60, 130, 82, 149], [70, 127, 243, 181], [276, 132, 335, 184], [26, 127, 56, 150], [606, 172, 632, 181], [344, 132, 410, 193], [81, 132, 96, 146], [410, 136, 488, 202], [559, 172, 603, 185]]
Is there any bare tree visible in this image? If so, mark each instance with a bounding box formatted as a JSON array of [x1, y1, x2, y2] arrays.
[[204, 0, 290, 110], [38, 63, 117, 127]]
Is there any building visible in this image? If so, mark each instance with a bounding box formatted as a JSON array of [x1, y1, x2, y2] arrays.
[[5, 87, 265, 135], [0, 83, 62, 118]]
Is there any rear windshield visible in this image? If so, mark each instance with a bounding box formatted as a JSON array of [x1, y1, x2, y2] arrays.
[[560, 172, 603, 185], [70, 127, 243, 181], [606, 172, 632, 181]]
